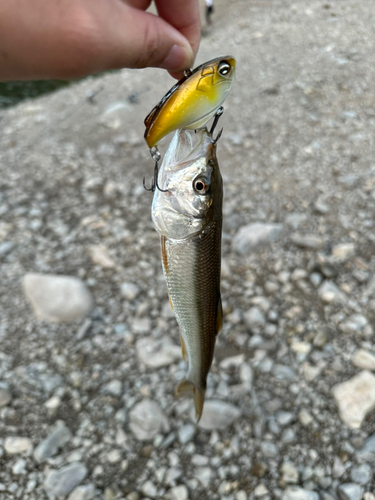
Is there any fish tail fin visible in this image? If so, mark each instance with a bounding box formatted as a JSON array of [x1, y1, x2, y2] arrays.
[[175, 379, 206, 422]]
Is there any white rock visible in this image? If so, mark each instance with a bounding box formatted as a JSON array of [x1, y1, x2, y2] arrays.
[[195, 467, 212, 487], [44, 463, 88, 498], [337, 483, 364, 500], [34, 420, 72, 463], [196, 400, 241, 430], [12, 458, 27, 475], [4, 437, 32, 454], [129, 399, 169, 441], [23, 273, 93, 322], [232, 223, 283, 254], [67, 484, 96, 500], [290, 233, 323, 250], [332, 370, 375, 428], [282, 487, 319, 500], [254, 484, 269, 497], [169, 485, 189, 500], [244, 307, 265, 332], [280, 461, 299, 484], [88, 245, 116, 268], [351, 349, 375, 370], [318, 281, 347, 304], [141, 480, 157, 498], [120, 282, 140, 301], [178, 424, 195, 444], [136, 337, 181, 368], [340, 314, 368, 333], [103, 379, 123, 397], [332, 242, 356, 261]]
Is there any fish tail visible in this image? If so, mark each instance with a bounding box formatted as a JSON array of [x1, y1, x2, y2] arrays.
[[176, 379, 206, 422]]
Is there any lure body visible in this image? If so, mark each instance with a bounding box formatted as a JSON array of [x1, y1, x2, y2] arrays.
[[152, 128, 223, 421], [145, 56, 236, 149]]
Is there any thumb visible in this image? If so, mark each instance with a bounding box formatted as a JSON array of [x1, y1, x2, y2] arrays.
[[104, 5, 194, 73]]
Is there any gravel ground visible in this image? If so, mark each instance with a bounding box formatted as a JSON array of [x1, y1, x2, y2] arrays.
[[1, 0, 375, 499]]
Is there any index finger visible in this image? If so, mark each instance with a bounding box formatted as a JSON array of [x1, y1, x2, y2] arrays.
[[154, 0, 201, 60]]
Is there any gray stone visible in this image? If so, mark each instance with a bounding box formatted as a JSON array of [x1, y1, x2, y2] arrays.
[[34, 420, 72, 463], [129, 399, 169, 441], [141, 480, 157, 498], [195, 466, 212, 487], [232, 223, 283, 254], [282, 487, 319, 500], [0, 387, 11, 407], [260, 441, 278, 457], [44, 462, 88, 498], [290, 233, 323, 250], [337, 483, 364, 500], [351, 349, 375, 370], [318, 281, 347, 304], [280, 461, 299, 484], [4, 436, 32, 454], [244, 307, 265, 332], [120, 282, 140, 301], [89, 245, 116, 268], [332, 370, 375, 428], [357, 432, 375, 459], [12, 458, 27, 474], [136, 337, 181, 368], [178, 423, 196, 444], [169, 485, 189, 500], [67, 484, 96, 500], [350, 463, 372, 485], [196, 400, 241, 430], [0, 241, 16, 258], [285, 213, 307, 229], [332, 243, 356, 261], [340, 314, 368, 334], [103, 379, 123, 397], [23, 273, 93, 322]]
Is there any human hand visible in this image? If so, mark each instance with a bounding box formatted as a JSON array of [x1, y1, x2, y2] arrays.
[[0, 0, 201, 81]]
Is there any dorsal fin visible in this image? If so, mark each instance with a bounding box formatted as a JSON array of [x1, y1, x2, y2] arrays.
[[144, 105, 158, 128]]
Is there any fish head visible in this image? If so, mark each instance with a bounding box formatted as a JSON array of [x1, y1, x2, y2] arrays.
[[152, 128, 222, 240]]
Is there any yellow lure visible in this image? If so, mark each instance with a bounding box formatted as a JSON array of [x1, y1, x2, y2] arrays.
[[144, 56, 236, 149]]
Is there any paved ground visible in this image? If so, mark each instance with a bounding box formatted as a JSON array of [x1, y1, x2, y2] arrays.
[[1, 0, 375, 499]]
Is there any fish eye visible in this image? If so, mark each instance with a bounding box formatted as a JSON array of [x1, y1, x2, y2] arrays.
[[218, 61, 231, 76], [193, 177, 210, 195]]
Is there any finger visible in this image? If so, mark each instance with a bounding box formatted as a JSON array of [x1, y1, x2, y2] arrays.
[[101, 4, 194, 72], [154, 0, 201, 58]]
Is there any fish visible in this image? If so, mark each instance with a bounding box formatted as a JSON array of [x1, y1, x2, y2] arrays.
[[144, 56, 236, 149], [151, 126, 223, 421]]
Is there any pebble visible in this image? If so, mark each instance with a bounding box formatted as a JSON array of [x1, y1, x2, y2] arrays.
[[34, 420, 72, 463], [12, 458, 26, 474], [350, 463, 372, 485], [120, 282, 140, 301], [89, 245, 116, 268], [332, 242, 356, 261], [337, 483, 364, 500], [282, 487, 319, 500], [129, 399, 169, 440], [280, 461, 299, 484], [244, 307, 265, 332], [318, 281, 347, 304], [4, 436, 32, 454], [232, 223, 283, 254], [141, 480, 158, 498], [67, 484, 96, 500], [43, 462, 88, 498], [332, 370, 375, 428], [23, 273, 93, 322], [103, 379, 123, 397], [351, 349, 375, 370], [0, 387, 11, 406], [178, 424, 195, 444], [136, 337, 181, 368], [340, 314, 368, 334], [285, 213, 307, 229], [357, 432, 375, 459], [290, 233, 323, 250], [196, 400, 241, 429], [195, 467, 212, 487], [169, 485, 189, 500]]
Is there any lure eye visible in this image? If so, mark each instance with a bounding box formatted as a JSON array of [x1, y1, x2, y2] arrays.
[[193, 177, 210, 195], [218, 61, 231, 76]]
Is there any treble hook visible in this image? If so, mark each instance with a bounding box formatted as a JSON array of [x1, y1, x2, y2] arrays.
[[210, 106, 224, 143], [143, 160, 168, 192]]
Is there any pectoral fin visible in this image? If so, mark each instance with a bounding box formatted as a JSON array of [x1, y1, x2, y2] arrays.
[[176, 379, 206, 422], [180, 334, 187, 361]]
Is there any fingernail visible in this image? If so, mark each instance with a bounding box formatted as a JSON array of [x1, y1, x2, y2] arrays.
[[159, 44, 193, 71]]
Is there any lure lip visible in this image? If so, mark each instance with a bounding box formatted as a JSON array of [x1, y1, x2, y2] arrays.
[[144, 55, 236, 147]]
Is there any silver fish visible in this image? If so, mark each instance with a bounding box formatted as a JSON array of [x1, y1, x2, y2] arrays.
[[152, 127, 223, 421]]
